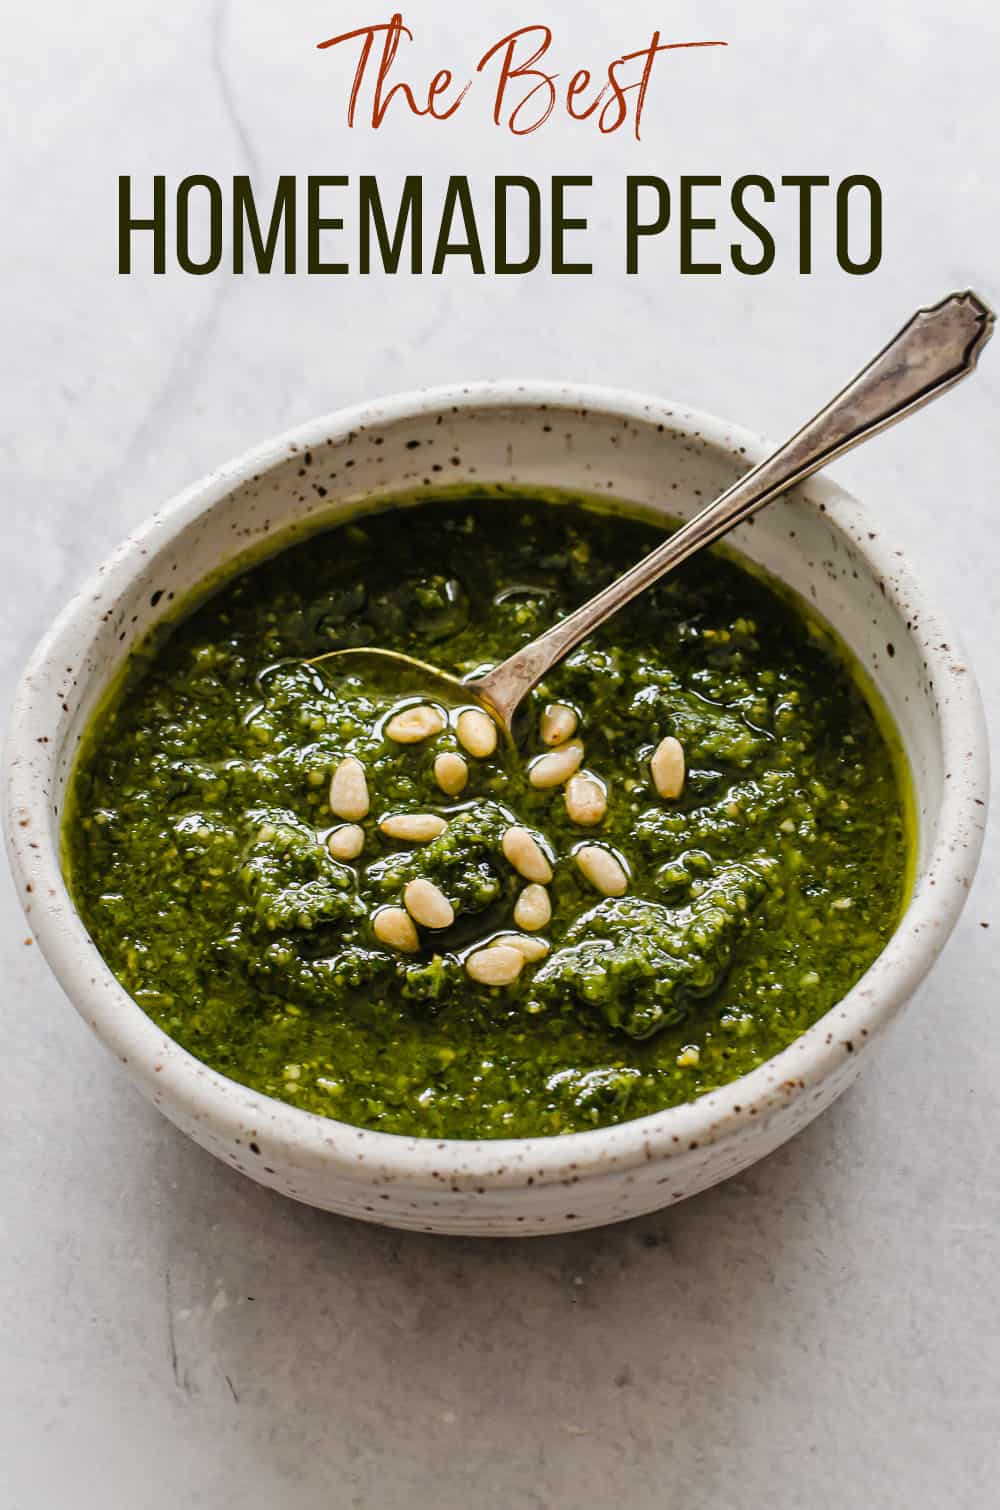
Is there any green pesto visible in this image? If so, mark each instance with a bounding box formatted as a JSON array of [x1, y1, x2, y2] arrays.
[[64, 497, 909, 1138]]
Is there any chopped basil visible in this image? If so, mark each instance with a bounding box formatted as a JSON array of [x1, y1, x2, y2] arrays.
[[64, 497, 908, 1138]]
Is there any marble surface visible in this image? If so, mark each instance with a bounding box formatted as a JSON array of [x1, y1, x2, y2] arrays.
[[2, 2, 998, 1506]]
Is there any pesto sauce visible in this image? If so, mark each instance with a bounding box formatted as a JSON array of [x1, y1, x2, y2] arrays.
[[65, 498, 909, 1138]]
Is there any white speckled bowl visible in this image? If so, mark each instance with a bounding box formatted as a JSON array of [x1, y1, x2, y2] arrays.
[[4, 386, 989, 1235]]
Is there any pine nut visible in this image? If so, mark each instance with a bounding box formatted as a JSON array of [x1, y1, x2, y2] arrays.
[[514, 883, 552, 932], [385, 704, 446, 744], [651, 736, 685, 800], [540, 702, 578, 746], [501, 825, 553, 884], [466, 945, 524, 986], [564, 772, 607, 826], [380, 813, 448, 842], [490, 933, 550, 962], [373, 906, 420, 954], [328, 823, 365, 860], [434, 750, 469, 796], [575, 844, 628, 897], [456, 707, 498, 758], [403, 877, 454, 930], [329, 756, 369, 820], [528, 738, 585, 789]]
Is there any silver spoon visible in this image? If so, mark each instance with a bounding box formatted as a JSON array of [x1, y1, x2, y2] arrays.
[[313, 291, 992, 736]]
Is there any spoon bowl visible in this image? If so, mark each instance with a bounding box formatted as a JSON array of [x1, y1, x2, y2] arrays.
[[310, 646, 474, 706], [308, 646, 525, 745]]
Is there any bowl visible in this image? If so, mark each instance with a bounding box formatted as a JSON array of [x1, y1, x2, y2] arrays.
[[4, 385, 989, 1235]]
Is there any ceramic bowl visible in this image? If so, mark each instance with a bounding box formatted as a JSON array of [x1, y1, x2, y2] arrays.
[[4, 385, 989, 1235]]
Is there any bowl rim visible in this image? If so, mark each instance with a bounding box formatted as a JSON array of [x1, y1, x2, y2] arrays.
[[4, 381, 990, 1191]]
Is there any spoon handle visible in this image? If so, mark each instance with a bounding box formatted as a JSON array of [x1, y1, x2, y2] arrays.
[[477, 290, 994, 728]]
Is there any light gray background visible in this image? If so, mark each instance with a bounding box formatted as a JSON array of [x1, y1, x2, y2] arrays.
[[2, 3, 998, 1507]]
